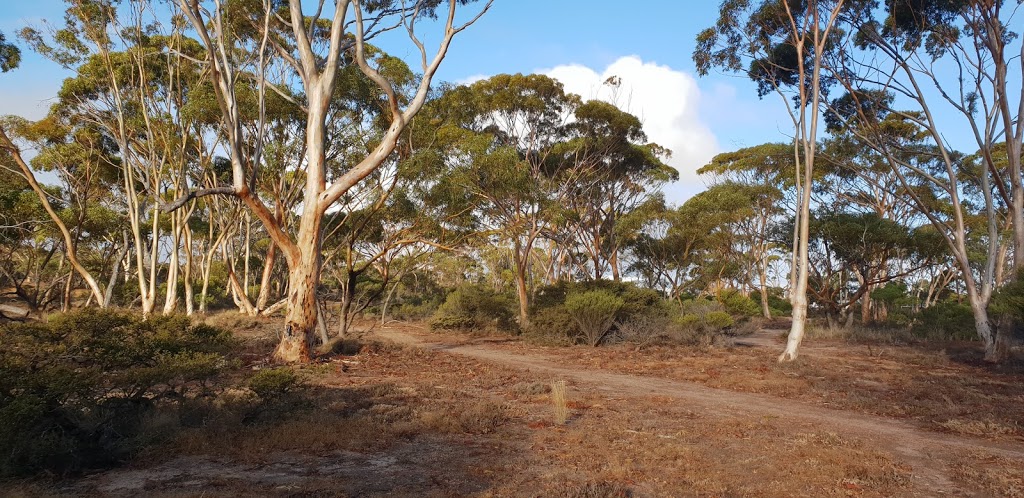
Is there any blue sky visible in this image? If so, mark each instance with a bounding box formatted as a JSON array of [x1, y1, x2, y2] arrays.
[[2, 1, 1013, 203]]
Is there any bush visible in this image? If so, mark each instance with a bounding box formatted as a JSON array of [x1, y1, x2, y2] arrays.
[[430, 283, 517, 333], [671, 299, 734, 346], [0, 309, 234, 477], [766, 289, 793, 316], [989, 273, 1024, 343], [564, 290, 624, 346], [716, 289, 760, 317], [913, 301, 977, 341], [617, 308, 676, 349], [249, 368, 302, 401], [524, 305, 575, 346], [528, 280, 667, 345]]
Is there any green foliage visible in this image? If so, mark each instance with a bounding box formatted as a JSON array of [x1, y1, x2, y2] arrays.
[[563, 290, 624, 347], [766, 288, 793, 316], [0, 31, 20, 73], [0, 310, 234, 477], [430, 283, 516, 333], [912, 301, 977, 341], [716, 289, 760, 317], [525, 305, 575, 346], [675, 299, 734, 345], [533, 280, 663, 323], [528, 280, 667, 345], [990, 273, 1024, 323], [990, 272, 1024, 341], [249, 368, 302, 401]]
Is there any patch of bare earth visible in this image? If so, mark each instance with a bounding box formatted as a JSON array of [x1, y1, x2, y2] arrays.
[[7, 319, 1022, 497]]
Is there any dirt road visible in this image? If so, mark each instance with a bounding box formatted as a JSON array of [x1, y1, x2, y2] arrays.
[[373, 325, 1024, 495]]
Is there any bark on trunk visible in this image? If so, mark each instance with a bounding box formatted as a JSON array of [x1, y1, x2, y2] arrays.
[[514, 261, 530, 327], [275, 256, 319, 363], [256, 241, 277, 311], [758, 270, 771, 319]]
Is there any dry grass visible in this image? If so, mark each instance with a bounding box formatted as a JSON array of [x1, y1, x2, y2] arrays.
[[949, 452, 1024, 497], [551, 380, 569, 425], [480, 332, 1024, 440], [6, 319, 1022, 497]]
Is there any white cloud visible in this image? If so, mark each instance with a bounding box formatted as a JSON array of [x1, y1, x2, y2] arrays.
[[454, 73, 489, 86], [541, 56, 719, 204]]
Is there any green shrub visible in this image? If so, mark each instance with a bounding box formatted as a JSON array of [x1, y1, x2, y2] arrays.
[[524, 304, 575, 346], [0, 309, 234, 477], [990, 273, 1024, 323], [716, 289, 760, 317], [249, 368, 302, 400], [532, 280, 662, 323], [990, 273, 1024, 342], [430, 283, 517, 333], [564, 290, 624, 346], [670, 299, 734, 346], [912, 301, 976, 341], [766, 289, 792, 316], [528, 280, 668, 345]]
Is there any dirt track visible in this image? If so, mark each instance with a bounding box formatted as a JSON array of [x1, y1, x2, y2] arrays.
[[374, 325, 1024, 495]]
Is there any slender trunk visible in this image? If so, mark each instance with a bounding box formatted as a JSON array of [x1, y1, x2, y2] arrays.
[[103, 234, 129, 307], [861, 290, 872, 326], [0, 127, 106, 306], [610, 246, 621, 282], [512, 240, 530, 326], [381, 278, 401, 325], [339, 270, 357, 338], [243, 211, 252, 296], [256, 241, 277, 311], [62, 266, 74, 312], [223, 239, 256, 315], [163, 214, 181, 314], [183, 224, 195, 315], [758, 264, 771, 319]]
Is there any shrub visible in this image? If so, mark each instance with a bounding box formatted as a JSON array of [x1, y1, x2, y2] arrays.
[[716, 289, 760, 317], [0, 309, 234, 477], [912, 301, 977, 341], [528, 280, 668, 345], [766, 289, 793, 316], [524, 304, 575, 346], [430, 283, 516, 333], [249, 368, 302, 401], [564, 290, 624, 346], [990, 272, 1024, 321], [532, 280, 662, 324], [617, 308, 676, 349], [671, 299, 734, 346]]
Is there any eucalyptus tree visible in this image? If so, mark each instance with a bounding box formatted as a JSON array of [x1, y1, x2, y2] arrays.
[[699, 144, 795, 317], [556, 100, 676, 281], [806, 210, 942, 327], [422, 74, 583, 325], [696, 0, 849, 361], [21, 0, 215, 316], [18, 115, 125, 310], [165, 0, 492, 362], [822, 0, 1023, 360], [0, 123, 109, 308], [0, 31, 19, 73]]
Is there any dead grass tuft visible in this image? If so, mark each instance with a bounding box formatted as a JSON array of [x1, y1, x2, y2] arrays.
[[551, 380, 569, 425], [558, 480, 633, 497], [950, 453, 1024, 497], [939, 418, 1020, 438]]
